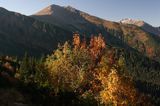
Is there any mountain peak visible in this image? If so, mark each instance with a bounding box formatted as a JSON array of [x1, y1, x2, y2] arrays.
[[35, 4, 63, 16], [120, 18, 145, 26], [49, 4, 62, 9], [65, 5, 75, 9], [34, 4, 81, 16], [120, 18, 160, 36], [65, 5, 78, 13]]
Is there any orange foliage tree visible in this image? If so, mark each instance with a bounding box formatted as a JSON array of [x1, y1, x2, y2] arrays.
[[45, 33, 151, 105]]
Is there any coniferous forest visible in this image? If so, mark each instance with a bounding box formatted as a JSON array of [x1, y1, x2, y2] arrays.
[[0, 2, 160, 106], [1, 34, 160, 106]]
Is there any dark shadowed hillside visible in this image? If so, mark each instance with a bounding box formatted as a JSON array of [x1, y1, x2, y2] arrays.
[[0, 5, 160, 62], [32, 4, 160, 62], [0, 7, 73, 56]]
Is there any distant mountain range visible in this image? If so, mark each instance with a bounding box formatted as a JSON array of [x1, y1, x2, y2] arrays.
[[32, 4, 160, 62], [0, 4, 160, 62], [120, 18, 160, 36]]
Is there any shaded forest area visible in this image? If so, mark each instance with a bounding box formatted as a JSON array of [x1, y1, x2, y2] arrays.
[[0, 34, 160, 106]]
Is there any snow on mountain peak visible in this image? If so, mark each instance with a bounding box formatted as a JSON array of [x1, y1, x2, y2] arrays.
[[120, 18, 145, 26]]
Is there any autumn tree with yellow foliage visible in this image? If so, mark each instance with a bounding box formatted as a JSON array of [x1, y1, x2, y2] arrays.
[[45, 33, 151, 105]]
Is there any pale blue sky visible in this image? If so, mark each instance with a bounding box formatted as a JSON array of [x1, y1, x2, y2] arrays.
[[0, 0, 159, 26]]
